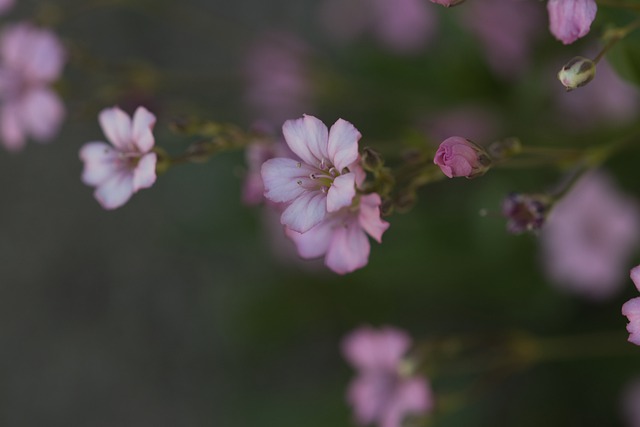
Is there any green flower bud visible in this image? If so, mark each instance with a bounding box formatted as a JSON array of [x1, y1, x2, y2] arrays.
[[557, 56, 596, 91]]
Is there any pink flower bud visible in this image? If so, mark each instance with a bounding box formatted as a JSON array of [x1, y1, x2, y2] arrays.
[[433, 136, 491, 178]]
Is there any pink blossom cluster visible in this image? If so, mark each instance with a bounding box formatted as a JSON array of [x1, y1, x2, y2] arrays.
[[259, 115, 390, 274], [0, 23, 66, 151], [622, 266, 640, 346], [342, 326, 434, 427]]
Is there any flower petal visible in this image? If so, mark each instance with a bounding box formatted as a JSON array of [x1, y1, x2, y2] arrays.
[[380, 378, 433, 427], [631, 266, 640, 293], [132, 152, 157, 191], [280, 190, 327, 233], [325, 220, 370, 274], [0, 102, 25, 151], [285, 219, 334, 259], [359, 193, 390, 243], [328, 118, 360, 171], [547, 0, 597, 45], [623, 297, 640, 346], [99, 107, 133, 151], [282, 115, 328, 166], [327, 172, 356, 212], [131, 106, 156, 153], [262, 157, 314, 203], [19, 87, 65, 142], [342, 326, 411, 370], [79, 141, 122, 186], [94, 171, 135, 210]]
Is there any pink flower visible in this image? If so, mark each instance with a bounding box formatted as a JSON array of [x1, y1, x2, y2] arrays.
[[461, 0, 544, 79], [547, 0, 597, 45], [79, 106, 157, 210], [261, 114, 364, 234], [319, 0, 436, 54], [434, 136, 491, 178], [0, 0, 14, 14], [0, 23, 66, 151], [342, 326, 434, 427], [286, 193, 389, 275], [622, 267, 640, 346], [541, 171, 640, 300]]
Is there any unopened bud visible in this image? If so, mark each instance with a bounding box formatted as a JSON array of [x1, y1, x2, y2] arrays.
[[361, 147, 385, 172], [502, 192, 552, 234], [434, 136, 492, 179], [558, 56, 596, 91]]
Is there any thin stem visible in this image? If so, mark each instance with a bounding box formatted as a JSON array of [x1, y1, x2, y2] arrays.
[[594, 18, 640, 64]]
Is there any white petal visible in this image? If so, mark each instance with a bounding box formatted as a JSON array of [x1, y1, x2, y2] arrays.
[[94, 171, 135, 210], [325, 221, 370, 274], [282, 115, 328, 166], [280, 190, 327, 233], [132, 152, 157, 191], [98, 107, 133, 151], [261, 157, 314, 203], [79, 141, 121, 186], [285, 220, 334, 259], [328, 118, 360, 171], [327, 172, 356, 212], [131, 106, 156, 153]]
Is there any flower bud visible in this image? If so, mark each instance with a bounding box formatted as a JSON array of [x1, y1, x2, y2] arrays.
[[502, 192, 551, 234], [557, 56, 596, 91], [434, 136, 491, 179], [361, 147, 385, 172], [429, 0, 466, 7]]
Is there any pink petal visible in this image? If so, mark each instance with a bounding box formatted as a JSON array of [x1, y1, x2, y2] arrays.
[[359, 193, 390, 243], [381, 378, 433, 427], [1, 24, 30, 71], [347, 373, 390, 425], [22, 27, 65, 82], [280, 190, 327, 233], [623, 297, 640, 345], [132, 152, 157, 191], [0, 102, 25, 151], [262, 157, 314, 203], [131, 106, 156, 153], [325, 221, 371, 274], [285, 220, 334, 259], [631, 266, 640, 292], [99, 107, 133, 151], [0, 0, 14, 14], [79, 141, 121, 186], [327, 172, 356, 212], [343, 326, 412, 370], [328, 118, 361, 171], [547, 0, 597, 45], [20, 87, 65, 142], [94, 171, 135, 210], [282, 115, 328, 167]]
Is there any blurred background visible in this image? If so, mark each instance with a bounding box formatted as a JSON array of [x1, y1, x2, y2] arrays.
[[2, 0, 640, 426]]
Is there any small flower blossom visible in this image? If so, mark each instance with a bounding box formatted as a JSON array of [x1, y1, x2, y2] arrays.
[[547, 0, 597, 45], [79, 106, 157, 210], [541, 171, 640, 300], [434, 136, 491, 178], [0, 23, 66, 151], [286, 193, 389, 275], [622, 266, 640, 346], [342, 326, 434, 427], [261, 114, 364, 234], [557, 56, 596, 91], [503, 192, 551, 234]]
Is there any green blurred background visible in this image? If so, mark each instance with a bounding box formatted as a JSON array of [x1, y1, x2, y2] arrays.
[[1, 0, 640, 426]]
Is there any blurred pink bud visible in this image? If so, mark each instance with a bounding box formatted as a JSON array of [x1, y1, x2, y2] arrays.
[[434, 136, 491, 178], [622, 266, 640, 346], [502, 193, 551, 234], [0, 23, 66, 151], [286, 193, 389, 275], [342, 326, 434, 427], [547, 0, 597, 45], [79, 106, 157, 210], [261, 114, 364, 234], [429, 0, 465, 6]]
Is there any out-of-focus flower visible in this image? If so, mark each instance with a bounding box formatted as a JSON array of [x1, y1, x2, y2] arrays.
[[557, 56, 596, 91], [286, 193, 389, 275], [503, 192, 551, 234], [461, 0, 544, 79], [553, 59, 640, 129], [342, 326, 434, 427], [0, 0, 14, 14], [429, 0, 465, 6], [621, 376, 640, 425], [243, 32, 312, 125], [318, 0, 436, 54], [79, 106, 157, 210], [622, 266, 640, 346], [547, 0, 597, 45], [541, 171, 640, 300], [434, 136, 491, 178], [261, 114, 364, 234], [0, 23, 66, 151]]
